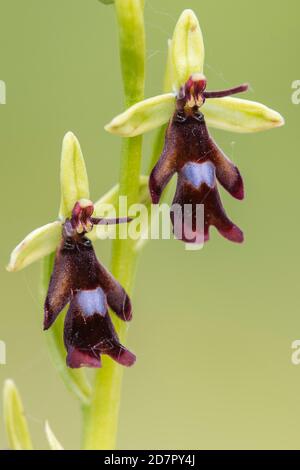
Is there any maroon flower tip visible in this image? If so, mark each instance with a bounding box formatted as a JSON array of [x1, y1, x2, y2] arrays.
[[234, 183, 245, 201], [219, 225, 244, 244], [108, 346, 136, 367], [118, 349, 136, 367], [227, 172, 244, 200], [122, 296, 133, 322], [43, 308, 52, 331], [43, 296, 65, 331], [66, 347, 102, 369], [204, 231, 210, 243], [149, 171, 162, 204]]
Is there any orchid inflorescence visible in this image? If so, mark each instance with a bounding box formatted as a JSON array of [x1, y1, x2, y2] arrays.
[[4, 3, 284, 451]]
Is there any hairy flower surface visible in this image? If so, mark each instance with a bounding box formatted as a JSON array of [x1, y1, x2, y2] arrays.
[[105, 9, 284, 244], [7, 132, 144, 369], [45, 201, 135, 368], [150, 75, 246, 243]]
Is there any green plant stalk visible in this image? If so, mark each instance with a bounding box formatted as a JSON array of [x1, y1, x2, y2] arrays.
[[82, 0, 145, 450]]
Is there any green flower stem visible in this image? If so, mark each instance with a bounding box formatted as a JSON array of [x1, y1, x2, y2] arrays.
[[82, 0, 145, 450]]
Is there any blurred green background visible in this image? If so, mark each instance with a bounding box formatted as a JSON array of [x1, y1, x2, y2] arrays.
[[0, 0, 299, 450]]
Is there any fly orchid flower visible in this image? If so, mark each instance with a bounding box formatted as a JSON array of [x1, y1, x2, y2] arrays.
[[150, 74, 247, 243], [45, 199, 135, 368], [7, 132, 144, 368], [105, 9, 284, 244]]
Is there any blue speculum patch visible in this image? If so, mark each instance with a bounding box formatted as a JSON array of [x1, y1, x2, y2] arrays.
[[76, 287, 107, 316], [181, 161, 215, 189]]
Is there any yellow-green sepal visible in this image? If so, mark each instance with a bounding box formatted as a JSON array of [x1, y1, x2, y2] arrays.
[[59, 132, 90, 220], [105, 93, 175, 137], [170, 9, 205, 92], [7, 221, 61, 273], [3, 379, 33, 450], [203, 97, 285, 133]]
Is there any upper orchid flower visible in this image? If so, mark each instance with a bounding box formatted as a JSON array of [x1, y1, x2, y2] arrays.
[[150, 74, 248, 243], [105, 9, 284, 244]]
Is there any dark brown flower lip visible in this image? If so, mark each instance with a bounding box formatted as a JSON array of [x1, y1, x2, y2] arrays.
[[172, 163, 244, 244], [64, 289, 136, 369], [43, 202, 134, 368], [149, 76, 247, 244]]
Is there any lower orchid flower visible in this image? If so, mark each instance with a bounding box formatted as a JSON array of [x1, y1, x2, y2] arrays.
[[7, 132, 146, 369], [45, 199, 135, 368]]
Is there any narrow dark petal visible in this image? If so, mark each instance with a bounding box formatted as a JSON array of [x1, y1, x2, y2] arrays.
[[150, 158, 176, 204], [149, 123, 177, 204], [204, 186, 244, 243], [95, 261, 132, 321], [44, 241, 72, 330], [203, 83, 248, 99], [91, 217, 133, 225], [208, 139, 244, 200]]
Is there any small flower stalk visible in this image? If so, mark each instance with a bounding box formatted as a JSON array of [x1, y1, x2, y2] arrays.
[[45, 199, 135, 368]]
